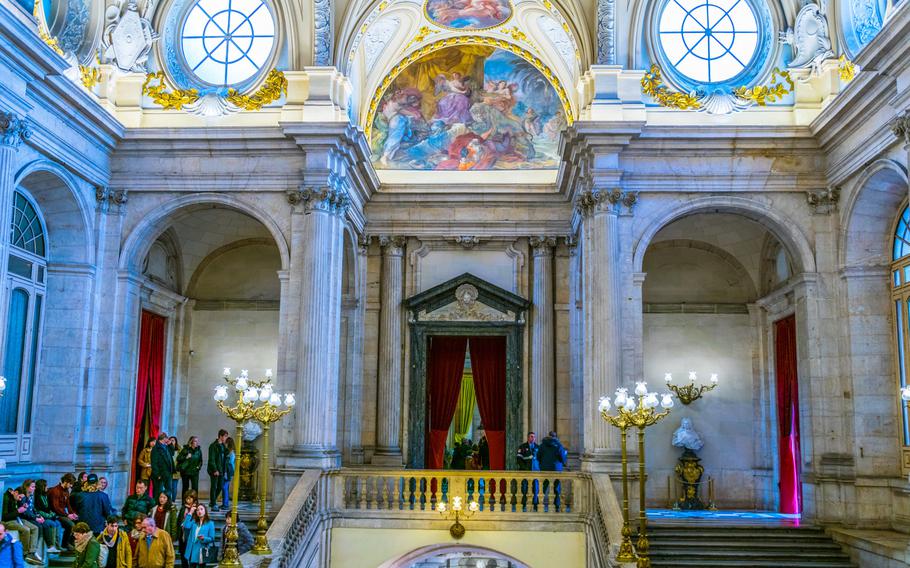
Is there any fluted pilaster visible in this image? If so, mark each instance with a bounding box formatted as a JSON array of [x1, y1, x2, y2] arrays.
[[374, 235, 406, 465], [577, 189, 630, 470], [285, 187, 348, 468], [530, 236, 556, 437]]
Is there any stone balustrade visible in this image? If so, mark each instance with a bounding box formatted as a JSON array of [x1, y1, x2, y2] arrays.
[[333, 469, 590, 515]]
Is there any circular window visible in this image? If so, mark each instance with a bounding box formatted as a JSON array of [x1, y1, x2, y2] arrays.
[[657, 0, 761, 85], [180, 0, 276, 87]]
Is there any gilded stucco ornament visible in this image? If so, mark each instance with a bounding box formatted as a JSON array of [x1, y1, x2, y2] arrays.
[[733, 68, 795, 106], [642, 65, 795, 114], [142, 71, 200, 110], [779, 0, 834, 73], [142, 69, 287, 114], [226, 69, 288, 111], [838, 55, 857, 82], [101, 1, 159, 73], [641, 66, 702, 110]]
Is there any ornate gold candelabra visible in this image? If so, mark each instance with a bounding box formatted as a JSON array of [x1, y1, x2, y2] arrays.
[[664, 372, 718, 405], [600, 383, 674, 568], [214, 369, 295, 566], [436, 496, 479, 539]]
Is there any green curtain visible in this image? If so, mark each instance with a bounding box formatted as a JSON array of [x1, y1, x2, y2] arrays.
[[453, 372, 475, 444]]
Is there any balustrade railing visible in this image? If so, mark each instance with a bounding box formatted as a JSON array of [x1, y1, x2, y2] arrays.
[[335, 469, 589, 515]]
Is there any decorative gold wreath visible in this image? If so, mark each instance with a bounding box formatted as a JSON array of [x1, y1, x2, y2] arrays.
[[364, 36, 574, 140], [732, 67, 794, 106], [226, 69, 288, 111], [640, 65, 702, 110], [142, 71, 200, 111]]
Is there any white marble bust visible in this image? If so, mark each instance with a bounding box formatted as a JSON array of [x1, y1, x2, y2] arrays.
[[672, 417, 704, 451]]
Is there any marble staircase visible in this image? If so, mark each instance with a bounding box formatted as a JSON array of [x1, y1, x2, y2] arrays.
[[648, 524, 857, 567]]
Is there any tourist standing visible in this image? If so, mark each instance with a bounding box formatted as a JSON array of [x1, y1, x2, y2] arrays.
[[70, 474, 113, 534], [97, 516, 131, 568], [122, 482, 155, 524], [138, 439, 155, 496], [47, 474, 79, 548], [167, 438, 181, 500], [517, 432, 540, 471], [221, 437, 236, 510], [1, 487, 40, 565], [175, 438, 202, 499], [477, 429, 490, 470], [206, 430, 228, 511], [537, 431, 568, 471], [151, 433, 175, 500], [181, 505, 214, 568], [0, 522, 25, 568], [71, 523, 101, 568], [135, 518, 175, 568]]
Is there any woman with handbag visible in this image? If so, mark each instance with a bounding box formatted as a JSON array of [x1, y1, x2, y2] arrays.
[[181, 505, 215, 568]]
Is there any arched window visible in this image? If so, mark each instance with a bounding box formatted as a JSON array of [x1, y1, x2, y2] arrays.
[[892, 203, 910, 466], [651, 0, 773, 91], [179, 0, 276, 87], [1, 190, 46, 461]]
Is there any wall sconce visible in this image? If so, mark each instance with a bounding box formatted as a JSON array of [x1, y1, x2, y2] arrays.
[[665, 371, 718, 405], [437, 496, 479, 539]]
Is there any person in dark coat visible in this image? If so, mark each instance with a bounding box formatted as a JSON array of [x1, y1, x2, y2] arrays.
[[207, 430, 228, 511], [451, 439, 472, 470], [175, 437, 203, 499], [517, 432, 539, 471], [537, 431, 568, 472], [151, 433, 176, 500], [477, 429, 490, 470], [121, 482, 155, 524], [0, 522, 26, 568], [69, 475, 113, 534]]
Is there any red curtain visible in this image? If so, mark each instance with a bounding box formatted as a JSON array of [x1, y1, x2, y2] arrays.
[[468, 336, 507, 470], [132, 311, 166, 486], [426, 336, 469, 469], [774, 315, 802, 515]]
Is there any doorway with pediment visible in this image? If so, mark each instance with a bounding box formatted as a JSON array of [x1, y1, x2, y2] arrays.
[[405, 273, 529, 470]]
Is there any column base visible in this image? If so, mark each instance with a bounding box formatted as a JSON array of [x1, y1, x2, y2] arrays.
[[371, 449, 404, 467], [278, 445, 342, 470]]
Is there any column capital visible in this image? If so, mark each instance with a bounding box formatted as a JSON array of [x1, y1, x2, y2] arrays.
[[574, 188, 637, 218], [806, 186, 839, 215], [379, 235, 407, 255], [529, 236, 557, 256], [0, 112, 32, 149], [892, 110, 910, 147], [95, 186, 128, 213], [286, 186, 350, 215]]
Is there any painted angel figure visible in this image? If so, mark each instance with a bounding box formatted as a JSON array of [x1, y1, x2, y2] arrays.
[[434, 72, 473, 125]]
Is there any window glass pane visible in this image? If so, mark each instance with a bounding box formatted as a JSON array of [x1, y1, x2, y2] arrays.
[[657, 0, 759, 84], [895, 206, 910, 261], [896, 270, 902, 287], [8, 255, 32, 279], [180, 0, 276, 87], [23, 295, 42, 433], [1, 289, 29, 434], [37, 266, 44, 284], [902, 299, 910, 446], [903, 266, 910, 286], [10, 192, 46, 258]]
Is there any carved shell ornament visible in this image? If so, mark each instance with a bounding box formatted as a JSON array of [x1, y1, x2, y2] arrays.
[[455, 284, 480, 308]]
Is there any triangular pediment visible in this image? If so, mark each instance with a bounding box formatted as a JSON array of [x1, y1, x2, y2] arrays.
[[405, 273, 529, 323]]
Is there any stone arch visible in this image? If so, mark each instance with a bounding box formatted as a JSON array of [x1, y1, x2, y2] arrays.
[[633, 195, 816, 275], [184, 237, 277, 298], [839, 158, 909, 268], [644, 238, 759, 300], [119, 193, 290, 275], [13, 160, 93, 265], [379, 544, 530, 568]]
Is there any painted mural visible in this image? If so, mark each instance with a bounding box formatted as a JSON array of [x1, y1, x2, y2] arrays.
[[370, 45, 567, 171], [425, 0, 512, 29]]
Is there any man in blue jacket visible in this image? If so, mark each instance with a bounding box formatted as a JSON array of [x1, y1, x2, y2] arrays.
[[0, 522, 25, 568], [537, 431, 568, 471], [69, 475, 112, 534]]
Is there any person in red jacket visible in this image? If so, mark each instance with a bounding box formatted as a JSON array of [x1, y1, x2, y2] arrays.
[[46, 474, 79, 549]]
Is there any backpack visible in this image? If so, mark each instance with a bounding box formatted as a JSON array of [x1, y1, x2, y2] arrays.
[[97, 537, 111, 568]]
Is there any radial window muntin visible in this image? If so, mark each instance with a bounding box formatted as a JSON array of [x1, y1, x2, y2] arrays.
[[179, 0, 276, 88], [656, 0, 763, 87]]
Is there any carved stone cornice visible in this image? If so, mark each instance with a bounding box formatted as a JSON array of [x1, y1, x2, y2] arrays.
[[0, 112, 32, 149], [286, 186, 350, 215], [806, 186, 839, 215], [453, 236, 480, 249], [529, 236, 557, 256], [574, 188, 638, 217], [95, 186, 128, 213], [379, 235, 407, 256], [892, 111, 910, 146]]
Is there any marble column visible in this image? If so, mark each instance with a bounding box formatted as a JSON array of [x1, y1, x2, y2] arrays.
[[530, 236, 556, 437], [374, 235, 406, 465], [0, 112, 32, 289], [285, 187, 348, 469], [578, 189, 626, 471]]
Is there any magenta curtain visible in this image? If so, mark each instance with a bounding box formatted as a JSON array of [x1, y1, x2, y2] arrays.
[[468, 336, 507, 470], [774, 315, 802, 515], [426, 336, 468, 469], [132, 311, 166, 487]]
